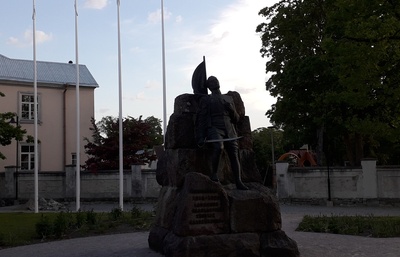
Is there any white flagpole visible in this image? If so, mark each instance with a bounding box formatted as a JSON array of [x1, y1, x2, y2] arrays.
[[161, 0, 167, 144], [117, 0, 124, 210], [32, 0, 39, 214], [74, 0, 81, 212]]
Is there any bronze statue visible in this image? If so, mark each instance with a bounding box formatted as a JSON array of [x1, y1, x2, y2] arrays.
[[196, 76, 248, 190]]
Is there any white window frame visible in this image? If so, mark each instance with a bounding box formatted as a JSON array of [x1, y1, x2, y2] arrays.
[[20, 143, 36, 171], [19, 92, 41, 122], [71, 153, 77, 165]]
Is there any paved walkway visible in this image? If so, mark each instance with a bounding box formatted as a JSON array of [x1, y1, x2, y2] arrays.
[[0, 202, 399, 257], [281, 204, 400, 257]]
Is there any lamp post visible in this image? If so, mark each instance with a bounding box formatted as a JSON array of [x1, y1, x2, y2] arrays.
[[268, 126, 276, 166], [268, 126, 277, 192], [9, 115, 20, 202]]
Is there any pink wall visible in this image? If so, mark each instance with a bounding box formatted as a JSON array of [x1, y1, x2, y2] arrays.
[[0, 82, 95, 171]]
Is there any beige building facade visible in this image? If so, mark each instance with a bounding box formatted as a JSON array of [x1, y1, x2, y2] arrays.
[[0, 54, 98, 172]]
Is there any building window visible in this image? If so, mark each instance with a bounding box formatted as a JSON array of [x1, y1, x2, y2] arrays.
[[71, 153, 77, 165], [20, 144, 36, 170], [19, 93, 40, 121]]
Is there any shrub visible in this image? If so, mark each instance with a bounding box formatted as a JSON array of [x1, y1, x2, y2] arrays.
[[35, 215, 53, 239], [53, 212, 74, 238], [75, 210, 86, 228], [130, 206, 142, 219], [109, 207, 123, 221], [86, 209, 97, 226], [297, 215, 400, 237]]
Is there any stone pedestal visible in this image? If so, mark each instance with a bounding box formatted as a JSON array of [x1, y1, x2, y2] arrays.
[[148, 93, 299, 257], [149, 173, 298, 257]]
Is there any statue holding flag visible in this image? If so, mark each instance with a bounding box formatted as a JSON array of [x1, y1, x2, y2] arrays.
[[149, 58, 298, 257], [195, 73, 249, 190]]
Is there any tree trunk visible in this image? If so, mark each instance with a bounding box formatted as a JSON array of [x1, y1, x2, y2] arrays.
[[354, 133, 363, 166], [343, 133, 355, 166], [316, 125, 324, 165], [343, 133, 364, 166]]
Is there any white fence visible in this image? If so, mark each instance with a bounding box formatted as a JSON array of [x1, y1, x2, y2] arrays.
[[276, 159, 400, 205], [0, 165, 161, 201]]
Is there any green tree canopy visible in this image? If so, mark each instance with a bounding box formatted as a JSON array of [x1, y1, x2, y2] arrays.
[[257, 0, 400, 165], [0, 92, 27, 160], [252, 127, 285, 169], [84, 115, 163, 171]]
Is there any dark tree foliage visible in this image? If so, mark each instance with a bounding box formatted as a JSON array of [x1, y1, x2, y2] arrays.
[[257, 0, 400, 165], [84, 115, 163, 172], [252, 127, 285, 170], [0, 92, 27, 160]]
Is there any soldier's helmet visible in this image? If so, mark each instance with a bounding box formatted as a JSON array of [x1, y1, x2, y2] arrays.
[[207, 76, 220, 91]]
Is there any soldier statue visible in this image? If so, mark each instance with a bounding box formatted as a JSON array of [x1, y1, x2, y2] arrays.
[[196, 76, 248, 190]]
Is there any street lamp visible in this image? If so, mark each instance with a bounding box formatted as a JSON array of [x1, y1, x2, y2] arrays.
[[268, 126, 277, 192], [268, 126, 276, 166], [9, 115, 19, 202]]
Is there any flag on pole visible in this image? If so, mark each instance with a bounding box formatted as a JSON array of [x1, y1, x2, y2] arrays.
[[117, 0, 124, 210], [191, 56, 207, 95], [32, 0, 39, 214], [74, 0, 81, 212]]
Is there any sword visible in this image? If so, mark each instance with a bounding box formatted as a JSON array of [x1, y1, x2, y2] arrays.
[[205, 136, 243, 143]]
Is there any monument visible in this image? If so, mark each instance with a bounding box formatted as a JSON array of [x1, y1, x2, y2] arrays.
[[148, 58, 299, 257]]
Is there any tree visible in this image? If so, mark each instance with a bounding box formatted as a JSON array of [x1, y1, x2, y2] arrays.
[[143, 116, 163, 147], [323, 0, 400, 164], [0, 92, 27, 160], [84, 115, 163, 172], [257, 0, 400, 165], [252, 127, 285, 186], [257, 0, 336, 165]]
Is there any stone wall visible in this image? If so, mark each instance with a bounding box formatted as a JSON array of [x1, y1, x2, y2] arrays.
[[377, 166, 400, 198], [0, 173, 5, 201], [276, 159, 400, 205], [0, 165, 161, 202]]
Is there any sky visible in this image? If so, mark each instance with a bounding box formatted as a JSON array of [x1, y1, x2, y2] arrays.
[[0, 0, 278, 131]]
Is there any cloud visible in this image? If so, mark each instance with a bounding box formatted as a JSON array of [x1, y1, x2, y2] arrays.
[[148, 8, 172, 24], [84, 0, 108, 10], [27, 30, 53, 44], [235, 85, 258, 94], [7, 29, 52, 47], [6, 37, 19, 46], [129, 46, 142, 54], [175, 15, 183, 23], [97, 108, 111, 114], [145, 80, 159, 89], [123, 92, 148, 102], [135, 92, 146, 100], [174, 0, 276, 128]]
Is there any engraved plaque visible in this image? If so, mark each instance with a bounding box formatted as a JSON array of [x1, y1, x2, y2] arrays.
[[188, 191, 224, 227], [173, 172, 229, 236]]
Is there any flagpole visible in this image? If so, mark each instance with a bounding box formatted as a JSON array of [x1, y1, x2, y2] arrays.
[[117, 0, 124, 210], [161, 0, 167, 144], [32, 0, 39, 214], [74, 0, 81, 212]]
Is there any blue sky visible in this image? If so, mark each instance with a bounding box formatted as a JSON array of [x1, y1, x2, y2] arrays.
[[0, 0, 277, 131]]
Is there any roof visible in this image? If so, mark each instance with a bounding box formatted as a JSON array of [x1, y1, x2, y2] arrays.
[[0, 54, 98, 88]]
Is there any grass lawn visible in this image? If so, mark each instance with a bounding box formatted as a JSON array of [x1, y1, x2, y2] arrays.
[[0, 207, 155, 249], [297, 214, 400, 238], [0, 212, 44, 247], [3, 209, 400, 249]]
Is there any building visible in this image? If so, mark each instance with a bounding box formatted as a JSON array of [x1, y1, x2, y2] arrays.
[[0, 54, 98, 172]]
